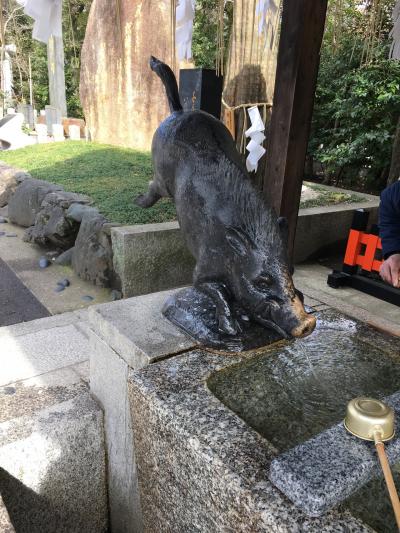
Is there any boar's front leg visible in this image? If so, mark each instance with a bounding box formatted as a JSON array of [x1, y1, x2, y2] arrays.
[[135, 180, 162, 208], [195, 280, 241, 336]]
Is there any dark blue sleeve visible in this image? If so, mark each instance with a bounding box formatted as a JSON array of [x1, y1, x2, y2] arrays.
[[379, 181, 400, 258]]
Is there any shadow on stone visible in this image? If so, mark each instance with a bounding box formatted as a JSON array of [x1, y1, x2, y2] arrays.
[[0, 468, 64, 533], [0, 395, 108, 533]]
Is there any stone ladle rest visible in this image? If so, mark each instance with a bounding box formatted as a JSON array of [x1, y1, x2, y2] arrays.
[[269, 391, 400, 518], [344, 397, 400, 529]]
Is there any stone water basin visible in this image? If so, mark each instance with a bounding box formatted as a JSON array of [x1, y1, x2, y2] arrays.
[[208, 311, 400, 532], [128, 308, 400, 532]]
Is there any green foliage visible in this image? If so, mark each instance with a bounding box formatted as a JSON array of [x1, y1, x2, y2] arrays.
[[4, 0, 92, 117], [30, 42, 49, 109], [192, 0, 232, 68], [62, 0, 92, 117], [7, 0, 230, 116], [0, 142, 177, 225], [309, 0, 400, 192]]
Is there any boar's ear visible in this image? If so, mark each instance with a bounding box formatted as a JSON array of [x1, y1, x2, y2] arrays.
[[226, 227, 253, 256], [277, 217, 289, 244]]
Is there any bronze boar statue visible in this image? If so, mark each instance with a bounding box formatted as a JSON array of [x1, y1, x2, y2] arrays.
[[135, 56, 316, 351]]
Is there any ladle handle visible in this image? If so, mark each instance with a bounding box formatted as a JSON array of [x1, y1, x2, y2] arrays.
[[375, 441, 400, 530]]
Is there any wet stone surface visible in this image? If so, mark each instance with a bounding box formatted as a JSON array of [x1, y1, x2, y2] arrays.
[[208, 310, 400, 531], [208, 311, 400, 451], [268, 391, 400, 526], [342, 462, 400, 533], [128, 339, 368, 529]]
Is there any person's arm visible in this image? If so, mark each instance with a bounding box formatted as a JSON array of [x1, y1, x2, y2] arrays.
[[379, 181, 400, 287]]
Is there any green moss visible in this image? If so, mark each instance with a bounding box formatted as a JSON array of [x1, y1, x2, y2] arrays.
[[300, 182, 365, 209], [1, 141, 176, 225]]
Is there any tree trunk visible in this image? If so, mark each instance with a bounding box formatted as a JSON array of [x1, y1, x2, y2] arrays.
[[388, 115, 400, 185]]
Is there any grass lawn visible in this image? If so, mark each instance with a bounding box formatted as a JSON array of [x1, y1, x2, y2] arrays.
[[0, 142, 366, 225], [0, 141, 177, 225]]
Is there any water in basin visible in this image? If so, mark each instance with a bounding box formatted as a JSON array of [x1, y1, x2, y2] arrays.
[[208, 311, 400, 532]]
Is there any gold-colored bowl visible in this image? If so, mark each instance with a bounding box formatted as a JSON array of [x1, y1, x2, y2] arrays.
[[344, 397, 395, 442]]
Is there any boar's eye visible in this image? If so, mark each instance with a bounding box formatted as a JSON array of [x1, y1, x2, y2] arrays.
[[255, 275, 274, 291]]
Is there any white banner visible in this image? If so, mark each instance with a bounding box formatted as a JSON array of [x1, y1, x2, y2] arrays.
[[176, 0, 196, 61], [17, 0, 62, 43]]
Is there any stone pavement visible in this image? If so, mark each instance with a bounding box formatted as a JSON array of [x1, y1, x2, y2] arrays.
[[294, 262, 400, 337], [0, 206, 111, 317], [0, 310, 108, 532]]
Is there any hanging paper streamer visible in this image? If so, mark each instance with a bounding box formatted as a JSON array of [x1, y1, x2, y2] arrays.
[[16, 0, 62, 43], [245, 106, 266, 173], [389, 0, 400, 60], [255, 0, 278, 48], [176, 0, 196, 61]]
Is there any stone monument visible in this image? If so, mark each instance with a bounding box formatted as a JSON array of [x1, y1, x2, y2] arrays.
[[80, 0, 175, 151]]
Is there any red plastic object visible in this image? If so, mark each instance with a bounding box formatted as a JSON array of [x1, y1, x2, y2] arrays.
[[343, 229, 383, 272]]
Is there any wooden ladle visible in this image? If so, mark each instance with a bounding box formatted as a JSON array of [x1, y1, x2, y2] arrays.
[[344, 397, 400, 530]]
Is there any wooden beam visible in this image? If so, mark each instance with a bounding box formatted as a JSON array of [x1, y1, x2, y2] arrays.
[[263, 0, 328, 259]]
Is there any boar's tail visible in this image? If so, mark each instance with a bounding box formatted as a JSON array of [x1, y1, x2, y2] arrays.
[[150, 56, 183, 113]]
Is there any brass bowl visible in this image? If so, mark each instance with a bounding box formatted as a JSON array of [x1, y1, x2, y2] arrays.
[[344, 397, 395, 442]]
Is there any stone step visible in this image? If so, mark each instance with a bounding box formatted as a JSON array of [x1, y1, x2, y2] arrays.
[[0, 391, 108, 533], [0, 309, 90, 387], [0, 309, 108, 532]]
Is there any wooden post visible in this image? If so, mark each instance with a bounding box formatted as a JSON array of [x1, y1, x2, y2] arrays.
[[263, 0, 328, 259]]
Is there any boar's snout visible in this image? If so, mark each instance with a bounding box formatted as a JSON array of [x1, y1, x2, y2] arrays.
[[290, 313, 316, 338]]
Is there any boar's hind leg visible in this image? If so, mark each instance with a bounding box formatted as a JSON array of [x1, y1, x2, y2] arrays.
[[134, 180, 162, 208], [196, 280, 241, 336]]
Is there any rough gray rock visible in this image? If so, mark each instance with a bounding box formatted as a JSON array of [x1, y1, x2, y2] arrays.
[[55, 247, 74, 266], [110, 289, 122, 301], [8, 178, 64, 227], [24, 191, 92, 249], [0, 163, 31, 208], [72, 211, 118, 288], [66, 203, 99, 223]]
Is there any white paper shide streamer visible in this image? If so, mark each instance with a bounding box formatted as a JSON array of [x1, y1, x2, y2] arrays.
[[16, 0, 62, 43], [176, 0, 196, 61], [245, 106, 266, 173], [389, 0, 400, 59]]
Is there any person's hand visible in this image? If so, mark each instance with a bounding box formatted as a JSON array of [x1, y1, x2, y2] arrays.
[[379, 253, 400, 288]]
